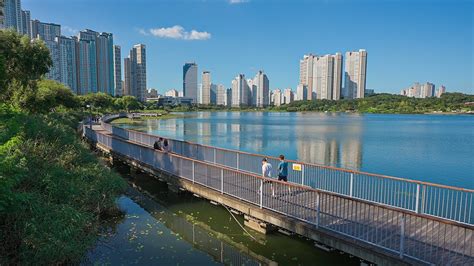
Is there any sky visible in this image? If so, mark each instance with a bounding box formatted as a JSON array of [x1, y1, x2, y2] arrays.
[[23, 0, 473, 94]]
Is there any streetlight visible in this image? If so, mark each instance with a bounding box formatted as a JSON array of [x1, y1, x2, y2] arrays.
[[86, 104, 92, 128]]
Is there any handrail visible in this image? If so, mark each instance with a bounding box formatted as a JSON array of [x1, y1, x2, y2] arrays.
[[102, 113, 473, 193], [84, 125, 474, 265], [101, 113, 474, 225]]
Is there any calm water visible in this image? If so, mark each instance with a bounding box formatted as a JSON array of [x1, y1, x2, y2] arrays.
[[116, 112, 474, 189], [84, 166, 358, 265]]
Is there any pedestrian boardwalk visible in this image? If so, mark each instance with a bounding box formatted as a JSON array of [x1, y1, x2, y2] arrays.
[[84, 117, 474, 265]]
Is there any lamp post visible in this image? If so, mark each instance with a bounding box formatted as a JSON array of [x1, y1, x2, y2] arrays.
[[86, 104, 92, 128]]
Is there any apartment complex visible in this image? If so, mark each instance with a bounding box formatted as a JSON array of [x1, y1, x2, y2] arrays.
[[183, 62, 198, 103], [400, 82, 443, 98], [344, 49, 367, 99], [124, 44, 147, 101]]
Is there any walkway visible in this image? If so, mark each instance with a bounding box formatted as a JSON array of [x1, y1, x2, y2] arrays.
[[83, 114, 474, 265]]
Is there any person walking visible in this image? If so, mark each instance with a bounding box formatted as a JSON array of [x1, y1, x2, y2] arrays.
[[153, 138, 163, 151], [278, 155, 291, 194], [261, 158, 275, 196], [162, 139, 170, 153]]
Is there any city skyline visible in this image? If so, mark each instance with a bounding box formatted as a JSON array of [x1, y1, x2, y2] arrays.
[[19, 0, 473, 95]]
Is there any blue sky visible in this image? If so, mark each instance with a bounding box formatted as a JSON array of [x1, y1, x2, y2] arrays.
[[24, 0, 473, 94]]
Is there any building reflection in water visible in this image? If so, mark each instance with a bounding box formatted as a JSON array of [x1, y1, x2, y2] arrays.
[[151, 112, 363, 171]]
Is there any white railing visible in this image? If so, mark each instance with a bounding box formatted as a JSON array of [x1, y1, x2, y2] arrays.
[[85, 125, 474, 265], [100, 114, 474, 225]]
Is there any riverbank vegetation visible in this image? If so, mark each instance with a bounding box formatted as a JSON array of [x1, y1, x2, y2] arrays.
[[271, 93, 474, 114], [0, 30, 126, 264]]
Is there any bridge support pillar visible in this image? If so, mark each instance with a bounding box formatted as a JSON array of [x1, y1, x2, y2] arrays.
[[244, 215, 276, 234]]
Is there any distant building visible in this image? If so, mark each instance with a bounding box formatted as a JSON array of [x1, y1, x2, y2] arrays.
[[147, 89, 158, 98], [401, 82, 436, 98], [226, 88, 232, 107], [165, 89, 179, 97], [216, 84, 227, 106], [436, 85, 446, 98], [183, 62, 198, 103], [253, 70, 270, 107], [113, 45, 122, 96], [124, 44, 147, 101], [299, 54, 315, 100], [365, 89, 375, 97], [283, 88, 294, 104], [3, 0, 22, 32], [58, 36, 78, 93], [344, 49, 367, 99], [232, 74, 249, 107], [296, 84, 308, 101], [156, 96, 193, 106], [201, 71, 211, 104], [272, 89, 283, 106], [20, 9, 30, 36], [31, 20, 61, 82]]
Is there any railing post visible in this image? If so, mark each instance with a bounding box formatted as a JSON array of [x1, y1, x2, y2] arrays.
[[301, 165, 305, 186], [214, 148, 216, 164], [236, 153, 240, 170], [316, 192, 320, 228], [220, 169, 224, 194], [350, 173, 354, 197], [192, 161, 195, 184], [259, 179, 263, 209], [415, 184, 420, 213], [399, 214, 405, 258]]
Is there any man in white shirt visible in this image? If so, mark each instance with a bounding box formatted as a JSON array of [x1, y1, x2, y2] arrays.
[[261, 158, 275, 196]]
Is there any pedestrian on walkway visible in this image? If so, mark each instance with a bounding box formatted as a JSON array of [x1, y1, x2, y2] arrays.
[[261, 158, 275, 196], [278, 155, 291, 194], [162, 138, 170, 153], [154, 137, 163, 151]]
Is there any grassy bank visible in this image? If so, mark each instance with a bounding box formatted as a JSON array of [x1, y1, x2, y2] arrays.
[[110, 113, 180, 124], [0, 105, 126, 264]]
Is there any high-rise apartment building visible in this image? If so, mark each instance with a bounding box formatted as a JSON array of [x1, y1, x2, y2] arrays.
[[401, 82, 436, 99], [3, 0, 22, 32], [436, 85, 446, 98], [232, 74, 249, 107], [58, 36, 78, 93], [296, 84, 308, 101], [183, 62, 198, 103], [123, 57, 131, 96], [344, 49, 367, 99], [216, 84, 227, 106], [283, 88, 294, 104], [113, 45, 122, 96], [422, 82, 435, 98], [20, 9, 30, 36], [31, 20, 61, 82], [201, 71, 211, 105], [165, 89, 179, 97], [273, 89, 282, 106], [253, 70, 270, 107], [124, 44, 147, 101], [299, 54, 315, 100], [77, 38, 97, 94], [312, 53, 343, 100], [332, 53, 343, 100]]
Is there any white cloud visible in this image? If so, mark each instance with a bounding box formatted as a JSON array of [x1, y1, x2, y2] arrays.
[[229, 0, 249, 4], [142, 25, 211, 41]]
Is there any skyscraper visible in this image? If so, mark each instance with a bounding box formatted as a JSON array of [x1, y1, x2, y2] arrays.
[[3, 0, 22, 32], [183, 62, 198, 103], [313, 55, 334, 100], [283, 88, 294, 104], [96, 32, 114, 95], [253, 70, 270, 107], [128, 44, 147, 101], [113, 45, 122, 96], [210, 84, 217, 104], [232, 74, 249, 107], [216, 84, 227, 106], [273, 89, 282, 106], [344, 49, 367, 99], [123, 57, 131, 96], [31, 20, 61, 82], [77, 38, 97, 94], [58, 36, 78, 93], [332, 53, 343, 100], [299, 54, 315, 100], [296, 84, 308, 101], [20, 9, 30, 36], [201, 71, 211, 105]]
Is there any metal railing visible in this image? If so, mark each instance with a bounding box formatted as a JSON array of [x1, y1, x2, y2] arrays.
[[100, 114, 474, 225], [85, 125, 473, 265]]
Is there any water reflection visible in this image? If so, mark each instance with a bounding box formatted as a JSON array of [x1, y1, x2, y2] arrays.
[[115, 112, 474, 188]]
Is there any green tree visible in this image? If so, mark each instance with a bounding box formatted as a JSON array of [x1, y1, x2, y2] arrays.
[[0, 30, 51, 103]]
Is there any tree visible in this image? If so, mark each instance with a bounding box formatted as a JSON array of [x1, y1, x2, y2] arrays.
[[34, 80, 79, 113], [115, 96, 141, 111], [0, 30, 52, 103]]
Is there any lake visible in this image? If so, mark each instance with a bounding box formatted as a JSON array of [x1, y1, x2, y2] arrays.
[[115, 112, 474, 189]]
